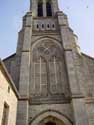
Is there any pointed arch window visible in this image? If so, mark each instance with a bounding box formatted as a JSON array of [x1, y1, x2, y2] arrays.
[[31, 40, 64, 96], [38, 0, 43, 17], [49, 56, 62, 94], [46, 0, 52, 16], [31, 56, 47, 96]]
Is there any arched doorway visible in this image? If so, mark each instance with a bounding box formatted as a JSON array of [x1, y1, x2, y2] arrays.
[[29, 110, 73, 125], [45, 122, 56, 125], [39, 116, 65, 125]]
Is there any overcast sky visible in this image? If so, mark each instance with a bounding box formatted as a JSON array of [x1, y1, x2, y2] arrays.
[[0, 0, 94, 59]]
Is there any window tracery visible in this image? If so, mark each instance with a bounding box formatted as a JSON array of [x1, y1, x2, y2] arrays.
[[31, 40, 63, 95]]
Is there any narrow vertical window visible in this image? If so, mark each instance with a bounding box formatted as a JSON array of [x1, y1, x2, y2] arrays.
[[32, 56, 47, 95], [39, 57, 47, 95], [1, 103, 9, 125], [46, 0, 52, 16], [49, 57, 56, 93], [54, 57, 58, 86], [38, 0, 43, 17]]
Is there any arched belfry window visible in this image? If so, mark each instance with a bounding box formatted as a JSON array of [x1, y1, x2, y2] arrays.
[[38, 0, 43, 17], [46, 0, 52, 16]]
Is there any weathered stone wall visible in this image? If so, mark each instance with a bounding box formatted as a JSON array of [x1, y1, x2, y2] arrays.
[[76, 54, 94, 97], [4, 54, 16, 74], [72, 52, 94, 125], [71, 52, 94, 97], [82, 54, 94, 125], [4, 54, 21, 90], [82, 54, 94, 97], [86, 99, 94, 125]]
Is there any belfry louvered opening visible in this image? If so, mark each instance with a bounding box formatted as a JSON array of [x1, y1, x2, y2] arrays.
[[38, 0, 43, 17], [46, 0, 52, 16]]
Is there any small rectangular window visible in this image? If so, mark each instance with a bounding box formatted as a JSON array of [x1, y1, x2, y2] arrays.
[[1, 103, 9, 125]]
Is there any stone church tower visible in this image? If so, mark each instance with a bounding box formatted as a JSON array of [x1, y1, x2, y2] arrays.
[[4, 0, 94, 125]]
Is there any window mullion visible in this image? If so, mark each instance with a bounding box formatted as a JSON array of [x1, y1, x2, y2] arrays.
[[54, 57, 57, 87], [33, 63, 36, 91], [40, 57, 42, 93]]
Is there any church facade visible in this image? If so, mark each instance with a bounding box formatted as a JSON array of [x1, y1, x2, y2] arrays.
[[3, 0, 94, 125]]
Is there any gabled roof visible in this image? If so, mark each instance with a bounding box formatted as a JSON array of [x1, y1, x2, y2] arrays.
[[82, 53, 94, 60], [3, 53, 16, 61], [0, 59, 19, 98]]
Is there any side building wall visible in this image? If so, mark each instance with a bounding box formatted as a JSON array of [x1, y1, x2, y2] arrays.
[[0, 65, 18, 125], [82, 54, 94, 125], [74, 53, 94, 125]]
